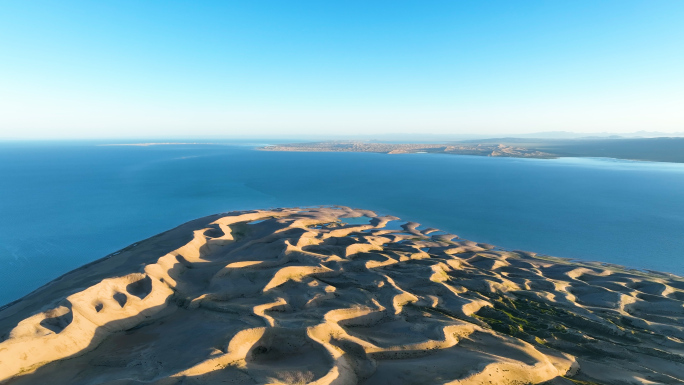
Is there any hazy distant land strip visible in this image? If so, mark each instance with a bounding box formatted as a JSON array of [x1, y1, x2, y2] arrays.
[[260, 137, 684, 163], [260, 142, 555, 158], [98, 143, 222, 146]]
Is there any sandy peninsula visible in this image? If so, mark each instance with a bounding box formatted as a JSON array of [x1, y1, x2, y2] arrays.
[[1, 207, 683, 384]]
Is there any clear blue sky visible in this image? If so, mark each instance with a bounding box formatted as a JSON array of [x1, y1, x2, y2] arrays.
[[1, 1, 682, 139]]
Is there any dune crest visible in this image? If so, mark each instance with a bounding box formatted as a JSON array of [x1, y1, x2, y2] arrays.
[[1, 207, 683, 384]]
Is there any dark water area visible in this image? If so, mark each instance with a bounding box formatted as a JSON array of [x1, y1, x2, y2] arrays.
[[1, 142, 683, 305]]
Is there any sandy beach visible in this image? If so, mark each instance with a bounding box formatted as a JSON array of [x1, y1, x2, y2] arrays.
[[1, 206, 683, 384]]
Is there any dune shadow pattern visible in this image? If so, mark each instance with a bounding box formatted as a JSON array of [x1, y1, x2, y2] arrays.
[[1, 206, 684, 384]]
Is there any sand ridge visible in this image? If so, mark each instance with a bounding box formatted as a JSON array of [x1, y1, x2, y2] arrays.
[[1, 206, 683, 384]]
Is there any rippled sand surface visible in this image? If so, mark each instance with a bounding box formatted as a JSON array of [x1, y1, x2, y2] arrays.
[[2, 206, 683, 384]]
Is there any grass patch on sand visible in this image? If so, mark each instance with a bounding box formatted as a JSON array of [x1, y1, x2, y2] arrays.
[[229, 222, 251, 241]]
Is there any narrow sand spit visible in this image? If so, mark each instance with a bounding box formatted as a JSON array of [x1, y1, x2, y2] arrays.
[[1, 207, 683, 384]]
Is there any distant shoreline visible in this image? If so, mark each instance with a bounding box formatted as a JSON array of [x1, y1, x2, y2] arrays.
[[258, 138, 684, 163], [258, 141, 556, 159], [93, 138, 684, 163]]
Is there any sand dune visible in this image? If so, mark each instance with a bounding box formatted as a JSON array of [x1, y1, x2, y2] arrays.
[[1, 207, 684, 384]]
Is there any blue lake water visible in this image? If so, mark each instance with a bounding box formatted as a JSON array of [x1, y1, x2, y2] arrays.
[[1, 142, 684, 306]]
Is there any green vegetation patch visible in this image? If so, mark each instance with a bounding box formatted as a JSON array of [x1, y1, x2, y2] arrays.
[[229, 222, 251, 241], [474, 295, 615, 348]]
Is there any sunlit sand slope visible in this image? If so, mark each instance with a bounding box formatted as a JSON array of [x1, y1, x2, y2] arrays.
[[1, 207, 683, 384]]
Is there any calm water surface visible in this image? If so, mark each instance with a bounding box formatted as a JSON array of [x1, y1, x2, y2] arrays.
[[1, 142, 683, 305]]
